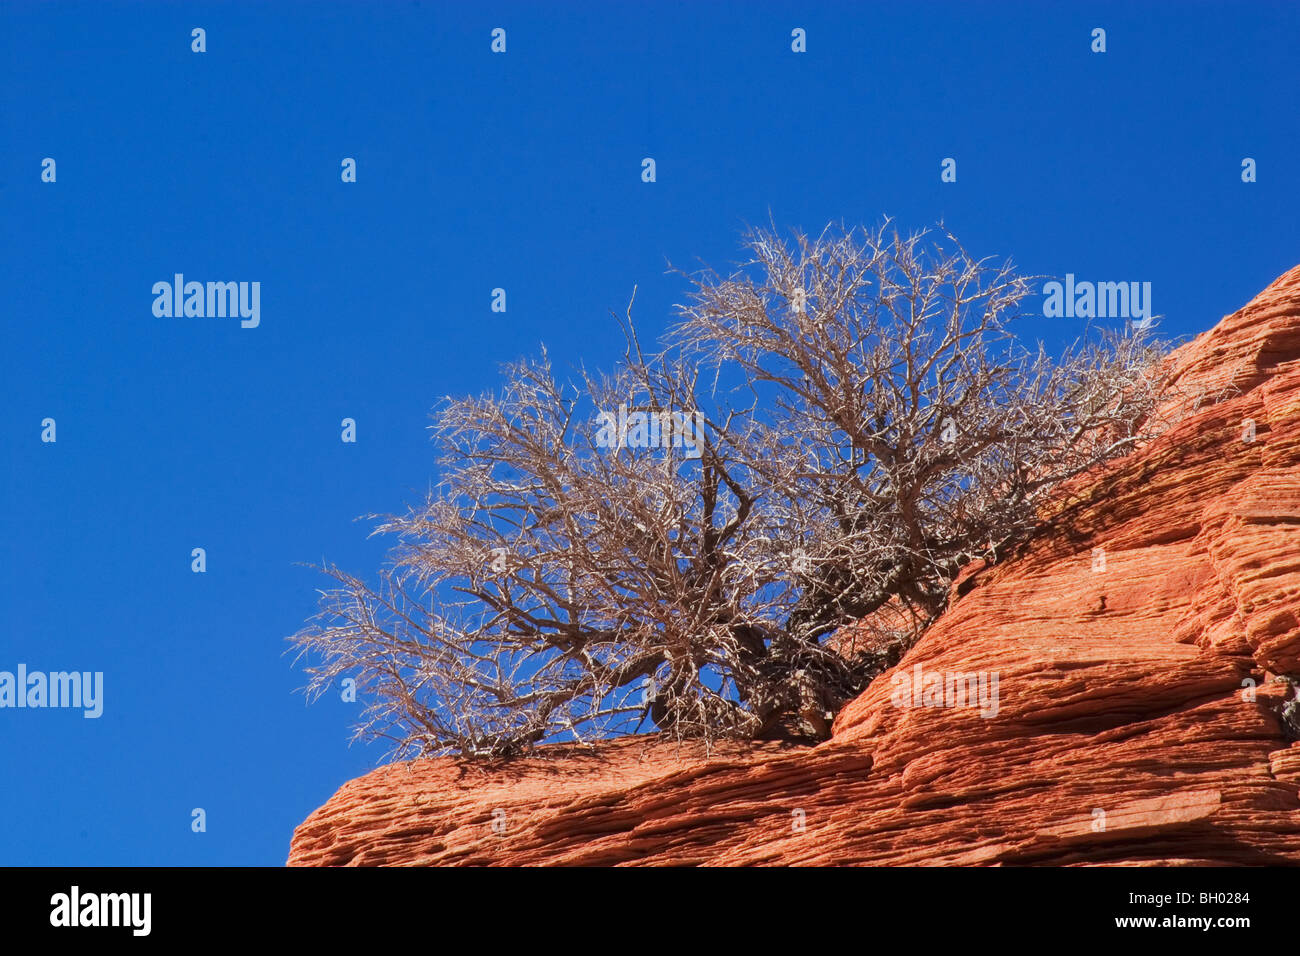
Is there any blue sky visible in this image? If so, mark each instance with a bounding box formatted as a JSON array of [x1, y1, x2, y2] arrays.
[[1, 1, 1296, 865]]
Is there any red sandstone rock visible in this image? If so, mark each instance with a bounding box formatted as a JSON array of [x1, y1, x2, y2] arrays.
[[289, 266, 1300, 866]]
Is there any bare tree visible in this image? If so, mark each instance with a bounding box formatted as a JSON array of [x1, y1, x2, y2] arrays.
[[290, 220, 1173, 758]]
